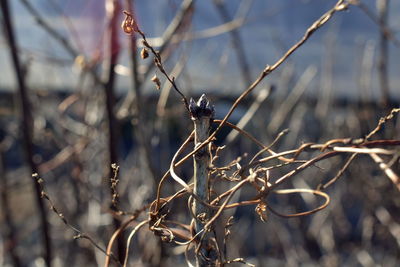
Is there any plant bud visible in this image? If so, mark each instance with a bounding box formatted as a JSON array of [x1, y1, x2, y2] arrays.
[[151, 74, 161, 90], [141, 48, 149, 59]]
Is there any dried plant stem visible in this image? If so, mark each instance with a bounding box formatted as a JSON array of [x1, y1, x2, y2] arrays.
[[0, 152, 22, 266], [118, 0, 193, 114], [19, 0, 77, 58], [104, 217, 135, 267], [193, 109, 211, 232], [0, 1, 52, 265], [351, 0, 400, 47], [319, 153, 358, 190], [171, 0, 348, 168], [104, 203, 151, 267], [377, 0, 390, 107], [268, 65, 317, 133], [226, 87, 272, 144], [104, 0, 124, 261], [190, 95, 218, 266], [213, 0, 252, 85], [370, 153, 400, 191], [141, 0, 193, 80], [123, 220, 150, 267], [32, 174, 121, 265], [19, 0, 106, 89], [123, 0, 159, 181]]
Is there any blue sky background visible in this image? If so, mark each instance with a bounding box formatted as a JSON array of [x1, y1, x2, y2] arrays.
[[1, 0, 399, 100]]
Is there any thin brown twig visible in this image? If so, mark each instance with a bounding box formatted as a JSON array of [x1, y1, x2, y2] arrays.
[[225, 87, 273, 144], [248, 128, 290, 165], [104, 202, 152, 267], [155, 132, 194, 211], [204, 178, 250, 230], [140, 0, 194, 81], [32, 173, 121, 265], [320, 108, 400, 190], [19, 0, 106, 89], [118, 0, 193, 114], [142, 1, 349, 225], [122, 10, 190, 112], [267, 189, 330, 218], [318, 153, 358, 190], [370, 153, 400, 191], [366, 108, 400, 139], [161, 0, 349, 171], [19, 0, 78, 58], [123, 219, 150, 267], [155, 121, 291, 211], [271, 151, 340, 190], [1, 1, 52, 265], [122, 0, 160, 183], [104, 217, 135, 267], [0, 149, 22, 266]]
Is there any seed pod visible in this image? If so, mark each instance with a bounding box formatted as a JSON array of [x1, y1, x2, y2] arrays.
[[151, 74, 161, 90], [140, 48, 149, 59], [121, 10, 137, 34]]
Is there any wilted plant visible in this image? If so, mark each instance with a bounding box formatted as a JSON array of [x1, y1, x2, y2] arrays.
[[1, 0, 399, 266]]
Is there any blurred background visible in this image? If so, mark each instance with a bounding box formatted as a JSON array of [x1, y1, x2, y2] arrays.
[[1, 0, 400, 266]]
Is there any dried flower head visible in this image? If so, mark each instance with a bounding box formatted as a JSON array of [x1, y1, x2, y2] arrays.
[[121, 10, 138, 34]]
